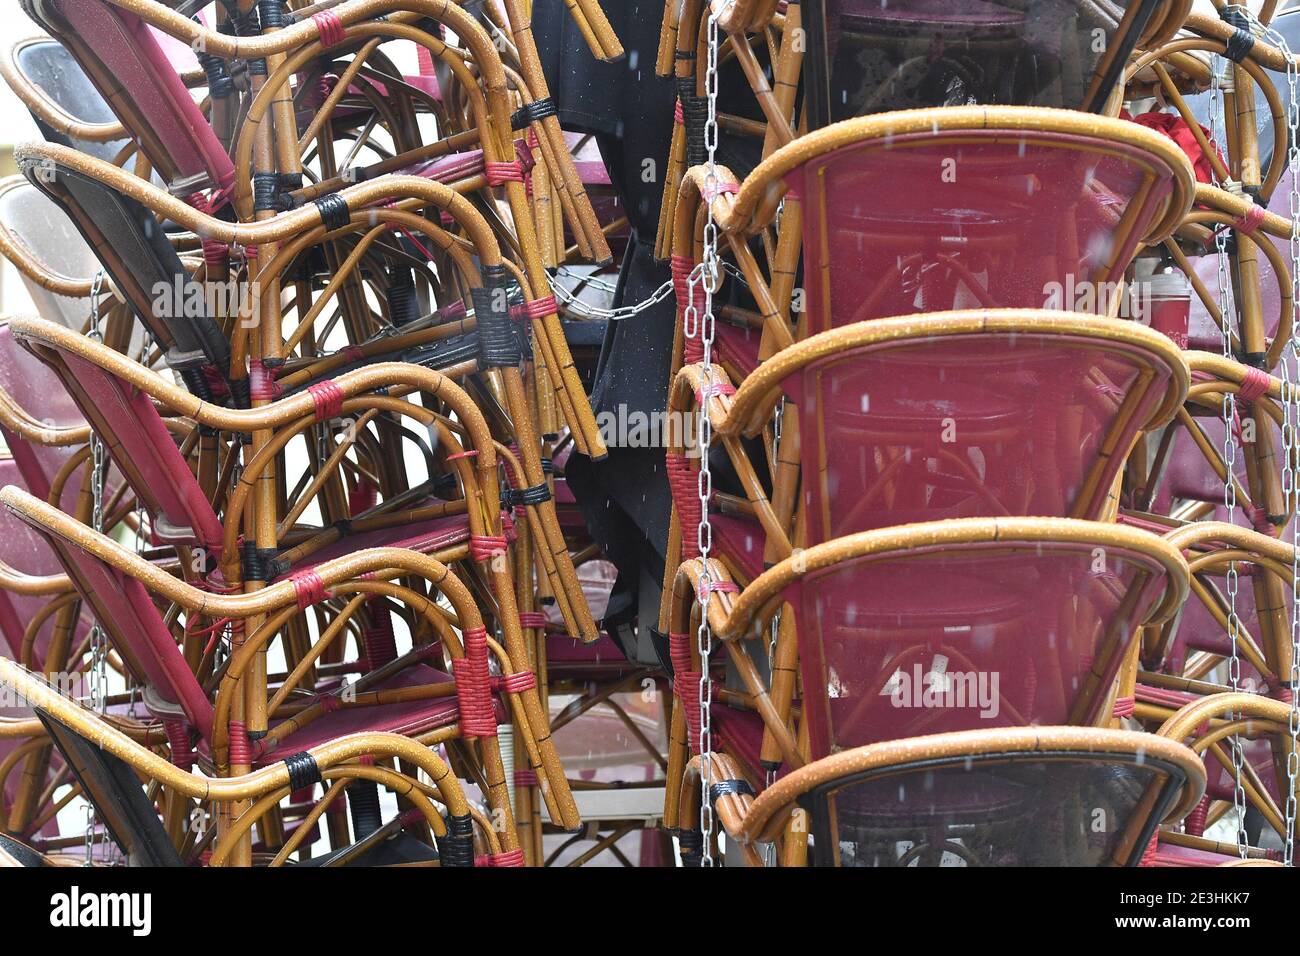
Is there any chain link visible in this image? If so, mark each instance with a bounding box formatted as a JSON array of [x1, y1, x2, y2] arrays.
[[83, 271, 109, 866], [1254, 7, 1300, 867], [687, 0, 736, 867], [1212, 7, 1300, 861]]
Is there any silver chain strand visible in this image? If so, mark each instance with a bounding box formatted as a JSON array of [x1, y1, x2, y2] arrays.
[[685, 0, 734, 867], [1255, 5, 1300, 866], [1232, 4, 1300, 863], [1208, 47, 1252, 855], [1218, 5, 1300, 861], [546, 262, 748, 322], [84, 271, 109, 867]]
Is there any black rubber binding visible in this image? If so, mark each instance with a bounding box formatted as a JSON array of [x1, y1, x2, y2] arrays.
[[314, 193, 352, 230], [1221, 7, 1256, 63], [677, 829, 703, 866], [252, 172, 283, 213], [196, 43, 234, 99], [347, 781, 383, 838], [282, 751, 322, 791], [504, 482, 551, 508], [510, 97, 558, 130], [241, 543, 287, 582], [436, 812, 475, 867], [709, 778, 756, 804], [472, 265, 521, 368], [257, 0, 287, 29], [675, 78, 708, 167], [387, 268, 421, 326]]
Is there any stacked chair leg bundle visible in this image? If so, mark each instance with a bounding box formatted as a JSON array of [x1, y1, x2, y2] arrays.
[[0, 0, 640, 866], [6, 0, 1300, 869], [652, 0, 1300, 866]]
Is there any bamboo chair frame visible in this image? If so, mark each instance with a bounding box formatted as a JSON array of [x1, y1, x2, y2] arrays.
[[716, 725, 1206, 864], [14, 142, 600, 644], [0, 655, 498, 866], [0, 483, 534, 857], [667, 312, 1192, 569], [5, 316, 581, 830], [658, 516, 1192, 830]]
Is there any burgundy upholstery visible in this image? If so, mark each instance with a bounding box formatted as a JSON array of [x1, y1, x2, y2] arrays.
[[52, 346, 225, 553], [786, 331, 1177, 538], [5, 489, 468, 761], [790, 537, 1172, 757], [36, 0, 235, 191], [790, 130, 1175, 333]]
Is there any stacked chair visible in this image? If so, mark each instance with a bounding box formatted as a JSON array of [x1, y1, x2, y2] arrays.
[[1, 0, 1300, 870], [656, 0, 1300, 867], [0, 0, 636, 867]]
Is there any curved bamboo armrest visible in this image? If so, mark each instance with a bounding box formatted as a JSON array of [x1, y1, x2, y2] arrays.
[[0, 371, 90, 448], [0, 484, 487, 631], [0, 178, 97, 298], [1194, 183, 1294, 238], [719, 517, 1191, 641], [0, 655, 469, 815], [720, 106, 1197, 240], [1156, 691, 1292, 746], [1183, 10, 1300, 72], [737, 726, 1207, 847], [17, 142, 505, 262], [0, 556, 71, 596], [8, 316, 498, 466]]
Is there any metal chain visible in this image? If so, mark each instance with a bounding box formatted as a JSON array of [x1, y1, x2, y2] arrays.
[[1212, 7, 1300, 861], [84, 271, 109, 867], [547, 262, 748, 322], [1254, 7, 1300, 866], [685, 0, 734, 867], [1207, 49, 1252, 856], [548, 273, 676, 321]]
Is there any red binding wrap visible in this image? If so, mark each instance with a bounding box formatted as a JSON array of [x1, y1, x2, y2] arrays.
[[307, 380, 345, 421], [1139, 832, 1160, 867], [312, 10, 347, 48], [666, 453, 702, 560], [228, 720, 251, 766], [514, 769, 540, 788], [163, 718, 194, 770], [469, 534, 508, 562], [1234, 203, 1266, 235], [695, 381, 736, 405], [515, 138, 537, 173], [518, 612, 548, 630], [698, 579, 739, 601], [1111, 695, 1135, 719], [495, 670, 537, 694], [452, 626, 496, 737], [289, 569, 327, 610], [1246, 505, 1274, 535], [249, 358, 282, 402], [1185, 795, 1210, 837], [700, 180, 739, 204], [485, 160, 525, 186], [515, 295, 557, 322], [1237, 366, 1271, 404], [669, 632, 703, 753]]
